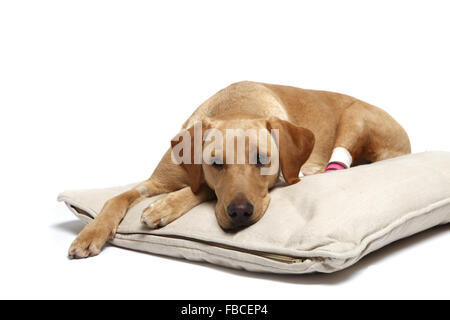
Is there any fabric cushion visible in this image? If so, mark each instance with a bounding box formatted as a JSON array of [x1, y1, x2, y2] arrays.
[[58, 152, 450, 274]]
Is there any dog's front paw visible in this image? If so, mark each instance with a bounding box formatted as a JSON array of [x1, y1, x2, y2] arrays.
[[140, 195, 180, 229], [68, 223, 114, 259], [301, 163, 326, 175]]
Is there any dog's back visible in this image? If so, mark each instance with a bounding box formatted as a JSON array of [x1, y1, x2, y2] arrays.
[[184, 81, 354, 132], [183, 81, 409, 175]]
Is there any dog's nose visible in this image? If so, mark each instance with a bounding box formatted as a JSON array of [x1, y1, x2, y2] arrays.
[[227, 198, 254, 225]]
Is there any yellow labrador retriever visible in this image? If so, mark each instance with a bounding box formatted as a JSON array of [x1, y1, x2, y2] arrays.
[[69, 81, 410, 258]]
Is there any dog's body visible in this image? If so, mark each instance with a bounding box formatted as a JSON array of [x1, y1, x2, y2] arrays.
[[69, 81, 411, 258]]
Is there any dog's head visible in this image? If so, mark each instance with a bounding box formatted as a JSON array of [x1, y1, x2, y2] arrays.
[[171, 116, 314, 231]]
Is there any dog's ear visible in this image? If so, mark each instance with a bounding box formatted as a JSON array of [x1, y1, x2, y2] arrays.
[[171, 121, 206, 193], [267, 117, 315, 185]]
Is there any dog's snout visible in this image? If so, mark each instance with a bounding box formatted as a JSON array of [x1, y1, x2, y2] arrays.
[[226, 198, 254, 225]]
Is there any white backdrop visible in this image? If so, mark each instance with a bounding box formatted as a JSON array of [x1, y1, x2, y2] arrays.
[[0, 1, 449, 299]]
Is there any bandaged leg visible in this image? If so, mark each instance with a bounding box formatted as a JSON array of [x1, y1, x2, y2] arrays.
[[325, 147, 352, 172]]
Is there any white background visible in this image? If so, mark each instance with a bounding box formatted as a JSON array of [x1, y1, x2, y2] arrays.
[[0, 1, 449, 299]]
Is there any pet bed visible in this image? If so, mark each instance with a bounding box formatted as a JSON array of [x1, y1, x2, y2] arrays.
[[58, 152, 450, 274]]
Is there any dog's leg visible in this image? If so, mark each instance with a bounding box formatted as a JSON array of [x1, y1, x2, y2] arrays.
[[68, 149, 191, 259], [68, 180, 163, 259], [141, 185, 215, 229], [330, 101, 411, 171], [300, 139, 331, 175]]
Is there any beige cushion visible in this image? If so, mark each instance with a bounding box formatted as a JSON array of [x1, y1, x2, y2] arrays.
[[58, 152, 450, 274]]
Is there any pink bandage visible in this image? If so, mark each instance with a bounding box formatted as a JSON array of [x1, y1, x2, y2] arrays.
[[325, 161, 348, 172]]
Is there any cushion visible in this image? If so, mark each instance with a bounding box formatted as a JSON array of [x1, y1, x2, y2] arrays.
[[58, 151, 450, 274]]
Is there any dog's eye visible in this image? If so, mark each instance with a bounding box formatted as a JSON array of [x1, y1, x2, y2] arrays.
[[256, 154, 270, 167], [211, 159, 224, 170]]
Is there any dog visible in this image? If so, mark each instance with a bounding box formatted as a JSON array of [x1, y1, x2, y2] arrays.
[[68, 81, 411, 258]]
